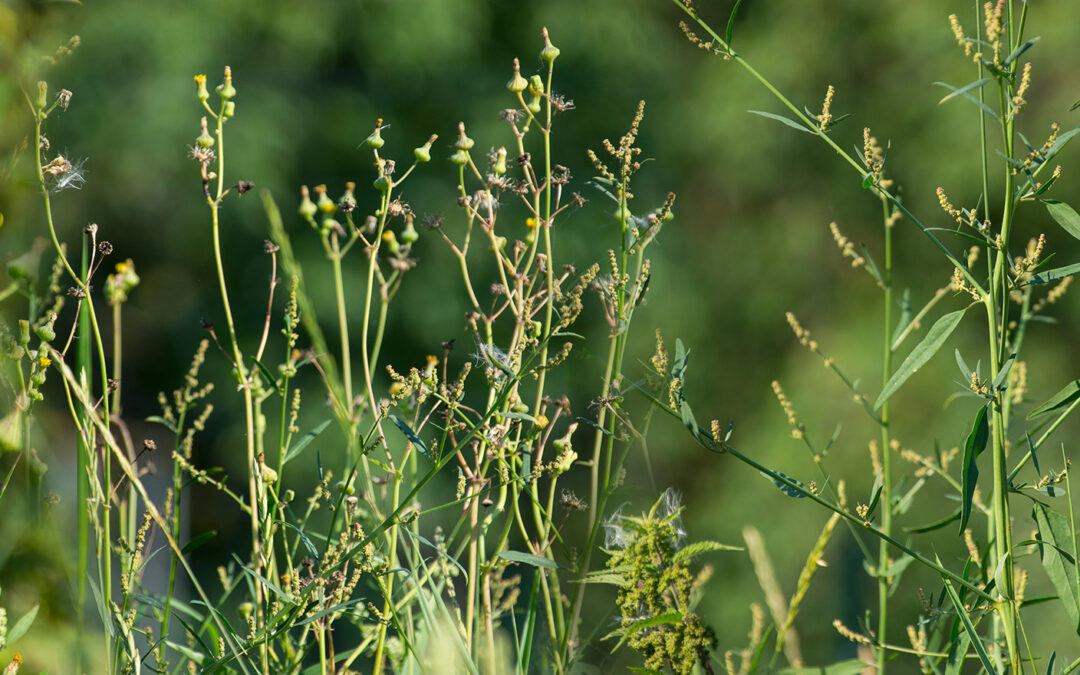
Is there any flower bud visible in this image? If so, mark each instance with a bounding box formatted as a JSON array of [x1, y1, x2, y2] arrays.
[[454, 122, 474, 151], [528, 75, 544, 96], [528, 92, 542, 115], [414, 134, 437, 162], [400, 215, 418, 244], [35, 81, 48, 110], [382, 230, 400, 255], [18, 319, 30, 346], [494, 147, 507, 175], [314, 185, 336, 214], [238, 602, 255, 621], [364, 119, 386, 149], [298, 185, 318, 221], [373, 175, 391, 192], [196, 117, 215, 149], [222, 101, 235, 118], [507, 58, 528, 93], [540, 28, 560, 64], [194, 74, 209, 103], [36, 314, 57, 343], [449, 149, 469, 167], [216, 66, 237, 100]]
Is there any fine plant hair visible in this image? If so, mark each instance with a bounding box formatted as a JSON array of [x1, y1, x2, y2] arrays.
[[661, 1, 1080, 673]]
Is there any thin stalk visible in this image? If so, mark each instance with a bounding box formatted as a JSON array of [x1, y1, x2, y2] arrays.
[[330, 234, 353, 410], [877, 198, 894, 675]]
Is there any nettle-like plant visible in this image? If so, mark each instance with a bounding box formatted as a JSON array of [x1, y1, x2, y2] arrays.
[[0, 26, 744, 675], [655, 1, 1080, 673]]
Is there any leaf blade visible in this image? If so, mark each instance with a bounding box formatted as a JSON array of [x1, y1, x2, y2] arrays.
[[876, 308, 968, 410]]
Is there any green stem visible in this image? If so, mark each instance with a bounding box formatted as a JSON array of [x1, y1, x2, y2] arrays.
[[877, 198, 894, 675]]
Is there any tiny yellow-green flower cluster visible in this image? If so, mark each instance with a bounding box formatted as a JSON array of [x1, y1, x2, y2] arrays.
[[829, 222, 865, 268], [817, 85, 835, 132]]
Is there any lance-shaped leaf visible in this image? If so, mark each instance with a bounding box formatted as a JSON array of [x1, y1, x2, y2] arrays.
[[876, 308, 968, 410], [958, 405, 990, 534], [1034, 502, 1080, 634], [1044, 200, 1080, 242]]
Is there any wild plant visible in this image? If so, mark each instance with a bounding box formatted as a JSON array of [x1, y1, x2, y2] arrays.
[[0, 24, 725, 675], [661, 1, 1080, 672]]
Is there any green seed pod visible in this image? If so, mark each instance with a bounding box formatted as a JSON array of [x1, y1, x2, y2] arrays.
[[490, 235, 506, 252], [540, 28, 560, 64], [18, 320, 30, 346], [530, 320, 542, 337], [511, 402, 529, 414], [400, 216, 418, 244], [615, 204, 631, 223], [528, 75, 544, 96], [196, 116, 215, 149], [494, 147, 507, 176], [36, 315, 57, 343], [449, 149, 469, 166], [238, 602, 255, 621], [507, 58, 528, 93], [373, 175, 391, 192], [454, 122, 474, 151], [298, 185, 318, 221], [414, 133, 437, 162], [222, 101, 235, 118], [216, 66, 237, 100], [528, 92, 541, 114], [364, 119, 386, 149]]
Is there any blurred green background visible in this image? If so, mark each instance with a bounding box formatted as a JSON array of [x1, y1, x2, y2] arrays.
[[3, 0, 1080, 671]]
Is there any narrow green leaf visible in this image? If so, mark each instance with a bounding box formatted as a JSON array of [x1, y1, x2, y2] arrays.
[[905, 508, 960, 534], [5, 603, 38, 645], [671, 540, 743, 564], [876, 308, 968, 409], [936, 77, 992, 104], [959, 405, 990, 534], [390, 414, 432, 461], [944, 631, 971, 675], [1004, 37, 1039, 65], [724, 0, 743, 46], [282, 418, 331, 464], [1044, 200, 1080, 242], [763, 470, 809, 498], [241, 564, 296, 604], [942, 573, 998, 674], [164, 640, 207, 665], [145, 415, 177, 434], [1034, 502, 1080, 634], [497, 550, 558, 569], [933, 81, 1000, 119], [181, 530, 217, 555], [748, 110, 812, 134], [1029, 262, 1080, 286], [1027, 380, 1080, 420], [777, 661, 870, 675]]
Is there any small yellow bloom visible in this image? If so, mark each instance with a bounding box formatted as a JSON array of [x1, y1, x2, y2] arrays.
[[526, 217, 537, 229], [38, 355, 51, 368], [535, 414, 549, 429]]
